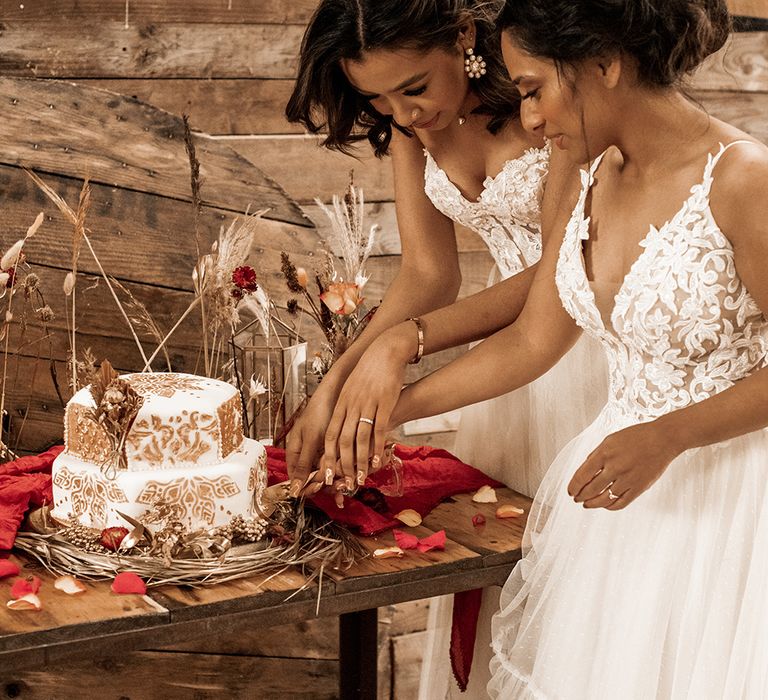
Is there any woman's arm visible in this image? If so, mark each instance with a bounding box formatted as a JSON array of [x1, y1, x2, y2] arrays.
[[390, 226, 580, 427], [569, 142, 768, 510], [286, 130, 462, 492], [319, 144, 580, 489]]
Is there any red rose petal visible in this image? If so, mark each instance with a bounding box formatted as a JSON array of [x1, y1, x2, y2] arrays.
[[10, 576, 41, 599], [111, 572, 147, 595], [0, 560, 20, 579], [393, 529, 419, 550], [472, 513, 486, 527], [416, 529, 447, 553]]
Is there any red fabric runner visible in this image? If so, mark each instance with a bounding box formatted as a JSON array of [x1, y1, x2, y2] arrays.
[[266, 444, 502, 536], [451, 587, 484, 692], [0, 444, 63, 550], [0, 443, 500, 691]]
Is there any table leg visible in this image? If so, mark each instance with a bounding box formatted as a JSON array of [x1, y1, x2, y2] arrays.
[[339, 608, 378, 699]]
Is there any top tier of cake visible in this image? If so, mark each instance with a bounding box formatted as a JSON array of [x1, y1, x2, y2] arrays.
[[64, 372, 244, 471]]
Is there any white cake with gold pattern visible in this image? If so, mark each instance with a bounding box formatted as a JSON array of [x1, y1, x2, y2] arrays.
[[51, 372, 267, 531]]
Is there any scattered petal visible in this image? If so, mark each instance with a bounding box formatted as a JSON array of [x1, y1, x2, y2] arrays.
[[10, 576, 41, 599], [496, 504, 525, 519], [372, 546, 404, 559], [111, 572, 147, 595], [54, 575, 87, 595], [393, 529, 419, 550], [394, 509, 422, 527], [472, 513, 486, 527], [472, 485, 498, 503], [0, 560, 20, 579], [417, 530, 447, 553], [7, 593, 42, 611]]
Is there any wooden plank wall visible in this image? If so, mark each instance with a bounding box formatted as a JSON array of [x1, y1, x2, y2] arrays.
[[0, 2, 765, 698]]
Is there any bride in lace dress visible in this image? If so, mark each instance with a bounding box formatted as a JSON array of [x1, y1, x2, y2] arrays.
[[286, 1, 605, 696], [383, 0, 768, 696]]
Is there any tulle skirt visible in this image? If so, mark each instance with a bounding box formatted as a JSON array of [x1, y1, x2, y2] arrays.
[[418, 326, 607, 699], [488, 407, 768, 699]]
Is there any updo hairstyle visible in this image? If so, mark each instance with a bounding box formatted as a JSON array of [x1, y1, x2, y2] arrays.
[[497, 0, 731, 86]]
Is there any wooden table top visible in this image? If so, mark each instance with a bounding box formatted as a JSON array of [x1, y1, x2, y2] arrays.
[[0, 488, 530, 672]]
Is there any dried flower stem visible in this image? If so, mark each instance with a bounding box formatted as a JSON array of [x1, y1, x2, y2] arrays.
[[25, 169, 150, 369], [80, 232, 149, 367], [110, 277, 172, 371], [182, 115, 211, 376], [70, 180, 90, 392], [141, 296, 201, 372]]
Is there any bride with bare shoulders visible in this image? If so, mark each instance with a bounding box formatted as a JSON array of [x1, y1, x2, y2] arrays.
[[285, 1, 606, 696], [365, 0, 768, 695]]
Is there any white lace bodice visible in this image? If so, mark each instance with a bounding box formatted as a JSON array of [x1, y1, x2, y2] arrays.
[[556, 141, 768, 426], [424, 143, 549, 279]]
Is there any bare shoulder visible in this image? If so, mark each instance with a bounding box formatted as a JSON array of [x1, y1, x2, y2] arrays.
[[709, 137, 768, 246]]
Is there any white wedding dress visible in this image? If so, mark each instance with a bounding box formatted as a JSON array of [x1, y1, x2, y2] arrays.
[[418, 143, 608, 699], [489, 141, 768, 698]]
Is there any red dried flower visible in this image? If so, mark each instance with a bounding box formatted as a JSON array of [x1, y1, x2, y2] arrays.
[[231, 287, 244, 301], [232, 265, 259, 292], [99, 526, 129, 551]]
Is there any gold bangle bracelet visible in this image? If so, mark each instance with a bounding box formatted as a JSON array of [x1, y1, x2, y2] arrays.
[[406, 317, 424, 365]]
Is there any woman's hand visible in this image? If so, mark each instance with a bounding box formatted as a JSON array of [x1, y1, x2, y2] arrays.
[[286, 379, 343, 497], [321, 323, 417, 490], [567, 421, 683, 510]]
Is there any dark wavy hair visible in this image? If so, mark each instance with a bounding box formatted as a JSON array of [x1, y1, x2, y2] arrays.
[[286, 0, 519, 157], [497, 0, 731, 87]]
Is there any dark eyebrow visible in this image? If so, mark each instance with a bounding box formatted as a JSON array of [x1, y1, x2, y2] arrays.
[[511, 75, 536, 86]]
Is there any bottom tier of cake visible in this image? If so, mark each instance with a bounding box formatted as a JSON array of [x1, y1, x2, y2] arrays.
[[50, 438, 267, 531]]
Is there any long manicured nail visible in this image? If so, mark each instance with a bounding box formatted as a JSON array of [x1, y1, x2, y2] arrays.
[[356, 470, 366, 485], [325, 467, 334, 485], [289, 480, 301, 498], [345, 476, 354, 491], [371, 455, 380, 470]]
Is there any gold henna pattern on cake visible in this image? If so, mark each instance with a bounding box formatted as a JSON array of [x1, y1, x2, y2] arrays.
[[65, 403, 113, 464], [217, 393, 244, 458], [126, 411, 219, 467], [125, 373, 210, 398], [136, 476, 241, 526], [53, 466, 128, 523]]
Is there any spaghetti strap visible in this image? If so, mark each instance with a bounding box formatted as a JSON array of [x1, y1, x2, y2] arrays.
[[701, 139, 757, 193]]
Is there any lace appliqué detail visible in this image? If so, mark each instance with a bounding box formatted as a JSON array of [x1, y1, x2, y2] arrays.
[[424, 143, 549, 279], [556, 142, 768, 425]]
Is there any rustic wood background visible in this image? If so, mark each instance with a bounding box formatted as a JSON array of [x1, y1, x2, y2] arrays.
[[0, 1, 765, 697]]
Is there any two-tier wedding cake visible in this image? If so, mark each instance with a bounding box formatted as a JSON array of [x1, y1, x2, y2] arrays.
[[51, 372, 266, 531]]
